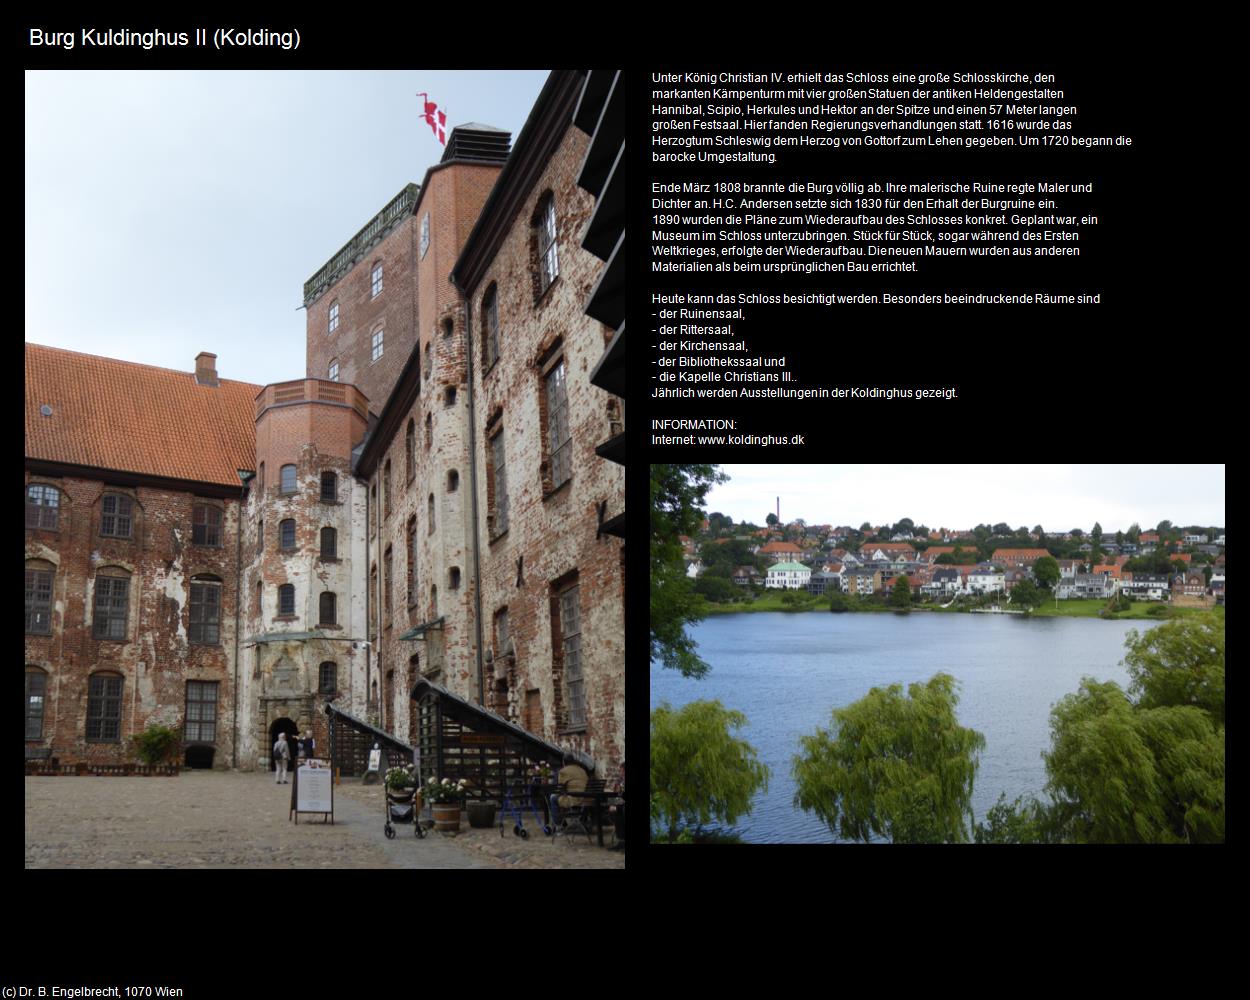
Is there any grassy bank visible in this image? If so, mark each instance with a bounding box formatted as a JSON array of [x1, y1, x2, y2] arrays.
[[698, 592, 1225, 622]]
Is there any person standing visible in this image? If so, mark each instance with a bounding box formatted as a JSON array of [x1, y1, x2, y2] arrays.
[[274, 731, 290, 784], [302, 730, 316, 761]]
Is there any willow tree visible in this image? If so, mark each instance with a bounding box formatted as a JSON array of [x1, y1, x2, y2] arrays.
[[650, 700, 770, 841], [792, 674, 985, 843]]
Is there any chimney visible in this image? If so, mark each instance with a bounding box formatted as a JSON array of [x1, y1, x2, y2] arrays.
[[195, 352, 219, 387]]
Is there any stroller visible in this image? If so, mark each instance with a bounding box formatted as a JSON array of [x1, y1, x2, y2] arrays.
[[384, 783, 428, 839]]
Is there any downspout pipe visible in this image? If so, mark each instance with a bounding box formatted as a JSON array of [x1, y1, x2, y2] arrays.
[[452, 273, 486, 707], [233, 471, 252, 770]]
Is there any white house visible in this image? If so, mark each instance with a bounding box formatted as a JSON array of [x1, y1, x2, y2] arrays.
[[1183, 533, 1209, 544], [766, 562, 812, 590], [685, 559, 703, 579], [966, 568, 1006, 595]]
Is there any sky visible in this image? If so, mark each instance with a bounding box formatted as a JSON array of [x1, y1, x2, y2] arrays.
[[704, 465, 1226, 533], [25, 69, 551, 387]]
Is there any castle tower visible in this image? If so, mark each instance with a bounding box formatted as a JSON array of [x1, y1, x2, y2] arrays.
[[240, 378, 370, 769]]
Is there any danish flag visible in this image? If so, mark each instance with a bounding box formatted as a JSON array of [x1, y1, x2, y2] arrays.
[[418, 93, 447, 145]]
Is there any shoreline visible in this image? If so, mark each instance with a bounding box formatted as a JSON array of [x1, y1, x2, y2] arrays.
[[699, 597, 1223, 622]]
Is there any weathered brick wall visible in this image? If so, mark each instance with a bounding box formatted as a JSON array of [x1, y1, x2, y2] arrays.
[[467, 125, 625, 775], [25, 474, 244, 768], [305, 214, 419, 412]]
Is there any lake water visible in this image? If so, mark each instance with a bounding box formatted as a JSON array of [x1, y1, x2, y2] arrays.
[[649, 612, 1157, 843]]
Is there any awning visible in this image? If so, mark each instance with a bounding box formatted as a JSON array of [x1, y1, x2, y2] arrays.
[[410, 678, 594, 772]]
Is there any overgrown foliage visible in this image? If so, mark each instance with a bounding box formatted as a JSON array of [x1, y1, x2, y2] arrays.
[[650, 700, 770, 842], [131, 724, 181, 765], [792, 674, 986, 843]]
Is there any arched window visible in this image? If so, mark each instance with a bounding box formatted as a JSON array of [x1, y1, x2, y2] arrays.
[[320, 526, 337, 559], [94, 568, 130, 640], [319, 592, 337, 626], [280, 519, 296, 550], [447, 469, 459, 493], [319, 662, 337, 695], [321, 471, 337, 502], [328, 300, 339, 333], [536, 193, 559, 294], [189, 575, 222, 645], [482, 284, 500, 370], [280, 464, 297, 495], [25, 484, 60, 530], [26, 667, 48, 740], [278, 584, 295, 617], [100, 494, 133, 538], [192, 503, 223, 546], [25, 561, 54, 634], [257, 518, 264, 554], [406, 419, 416, 483], [86, 673, 124, 742], [428, 494, 435, 534]]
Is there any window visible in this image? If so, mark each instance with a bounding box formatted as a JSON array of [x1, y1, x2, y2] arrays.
[[428, 494, 435, 534], [26, 484, 60, 530], [490, 429, 509, 536], [93, 570, 130, 640], [545, 359, 572, 490], [442, 318, 453, 340], [557, 581, 584, 729], [494, 607, 510, 658], [26, 668, 47, 740], [423, 342, 432, 380], [406, 419, 416, 483], [425, 412, 432, 449], [444, 386, 456, 407], [192, 504, 223, 546], [371, 327, 384, 362], [189, 578, 221, 645], [384, 547, 393, 618], [101, 494, 133, 538], [449, 566, 460, 590], [278, 584, 295, 616], [257, 518, 263, 554], [328, 300, 339, 334], [369, 484, 377, 536], [321, 471, 337, 502], [25, 565, 53, 634], [447, 469, 459, 493], [255, 580, 263, 617], [280, 519, 296, 550], [482, 286, 500, 370], [537, 194, 559, 294], [258, 463, 265, 493], [320, 526, 337, 560], [371, 262, 383, 298], [86, 674, 123, 741], [420, 213, 430, 258], [185, 681, 218, 743], [319, 662, 337, 695], [319, 592, 337, 626], [280, 464, 297, 494], [406, 516, 417, 606], [384, 460, 392, 518], [328, 360, 339, 382]]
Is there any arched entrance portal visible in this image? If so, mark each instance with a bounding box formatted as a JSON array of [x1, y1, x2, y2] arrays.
[[269, 717, 300, 771]]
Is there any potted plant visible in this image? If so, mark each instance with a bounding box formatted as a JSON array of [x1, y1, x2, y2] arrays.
[[385, 765, 417, 793], [424, 776, 468, 831]]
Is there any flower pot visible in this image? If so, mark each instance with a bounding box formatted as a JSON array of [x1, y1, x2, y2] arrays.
[[467, 800, 497, 828], [432, 803, 461, 832]]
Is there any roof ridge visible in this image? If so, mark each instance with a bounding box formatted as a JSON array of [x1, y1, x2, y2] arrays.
[[25, 342, 263, 389]]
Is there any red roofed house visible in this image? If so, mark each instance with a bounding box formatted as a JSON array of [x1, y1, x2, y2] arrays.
[[759, 541, 804, 563], [991, 548, 1051, 568]]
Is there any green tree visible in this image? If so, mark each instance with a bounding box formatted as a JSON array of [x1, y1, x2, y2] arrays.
[[792, 674, 986, 843], [766, 513, 779, 526], [829, 592, 851, 613], [1157, 519, 1172, 534], [890, 574, 912, 610], [650, 464, 726, 678], [935, 553, 956, 565], [1124, 613, 1224, 724], [650, 700, 770, 841], [1033, 556, 1060, 589], [1044, 681, 1224, 843], [1010, 578, 1043, 611], [1127, 522, 1141, 544], [693, 575, 737, 604]]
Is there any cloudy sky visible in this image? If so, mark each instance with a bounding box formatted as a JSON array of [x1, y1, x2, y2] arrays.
[[704, 465, 1225, 532], [25, 69, 550, 387]]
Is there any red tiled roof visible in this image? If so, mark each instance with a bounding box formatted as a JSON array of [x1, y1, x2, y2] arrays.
[[760, 541, 802, 554], [992, 549, 1051, 560], [1092, 564, 1122, 578], [25, 343, 260, 488]]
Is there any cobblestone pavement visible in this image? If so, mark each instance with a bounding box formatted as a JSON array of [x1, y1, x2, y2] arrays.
[[25, 771, 624, 869]]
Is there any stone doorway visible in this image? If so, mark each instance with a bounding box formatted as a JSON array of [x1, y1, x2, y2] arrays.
[[269, 717, 299, 771]]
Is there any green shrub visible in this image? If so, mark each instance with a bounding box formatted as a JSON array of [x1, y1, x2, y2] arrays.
[[131, 724, 181, 765]]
